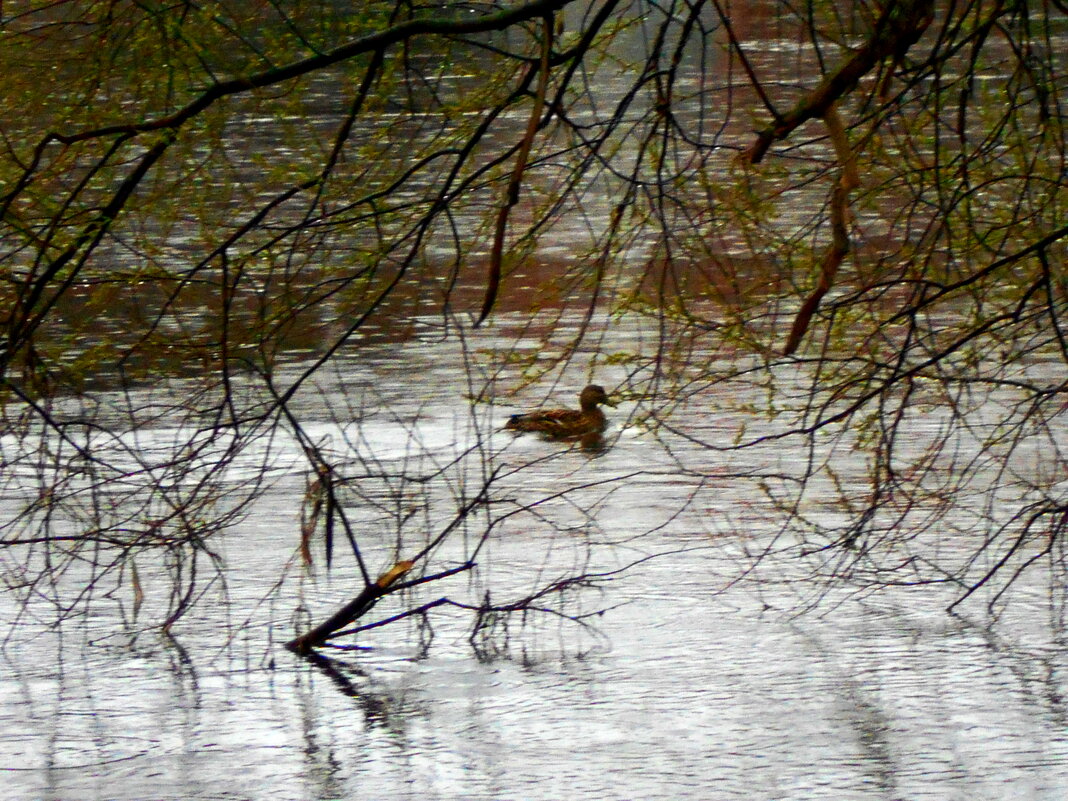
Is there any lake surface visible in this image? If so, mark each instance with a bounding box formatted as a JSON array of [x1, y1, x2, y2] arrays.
[[3, 309, 1067, 801], [4, 534, 1068, 801]]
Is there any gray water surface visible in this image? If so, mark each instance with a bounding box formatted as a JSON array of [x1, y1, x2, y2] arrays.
[[3, 311, 1068, 800], [4, 554, 1068, 800]]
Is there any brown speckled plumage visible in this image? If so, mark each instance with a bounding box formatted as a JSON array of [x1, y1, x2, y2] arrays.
[[504, 385, 616, 439]]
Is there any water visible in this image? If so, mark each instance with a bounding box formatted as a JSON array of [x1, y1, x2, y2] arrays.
[[5, 552, 1068, 800], [3, 311, 1067, 800]]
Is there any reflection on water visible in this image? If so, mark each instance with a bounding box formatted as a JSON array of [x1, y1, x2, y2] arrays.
[[4, 286, 1068, 797], [3, 548, 1068, 801], [2, 310, 1068, 799]]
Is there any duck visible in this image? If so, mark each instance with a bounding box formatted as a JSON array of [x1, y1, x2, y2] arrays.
[[504, 384, 617, 439]]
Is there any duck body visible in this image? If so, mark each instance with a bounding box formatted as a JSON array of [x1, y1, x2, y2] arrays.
[[504, 384, 616, 439]]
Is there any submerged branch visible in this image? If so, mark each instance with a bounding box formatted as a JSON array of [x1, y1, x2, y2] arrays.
[[284, 559, 426, 655]]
